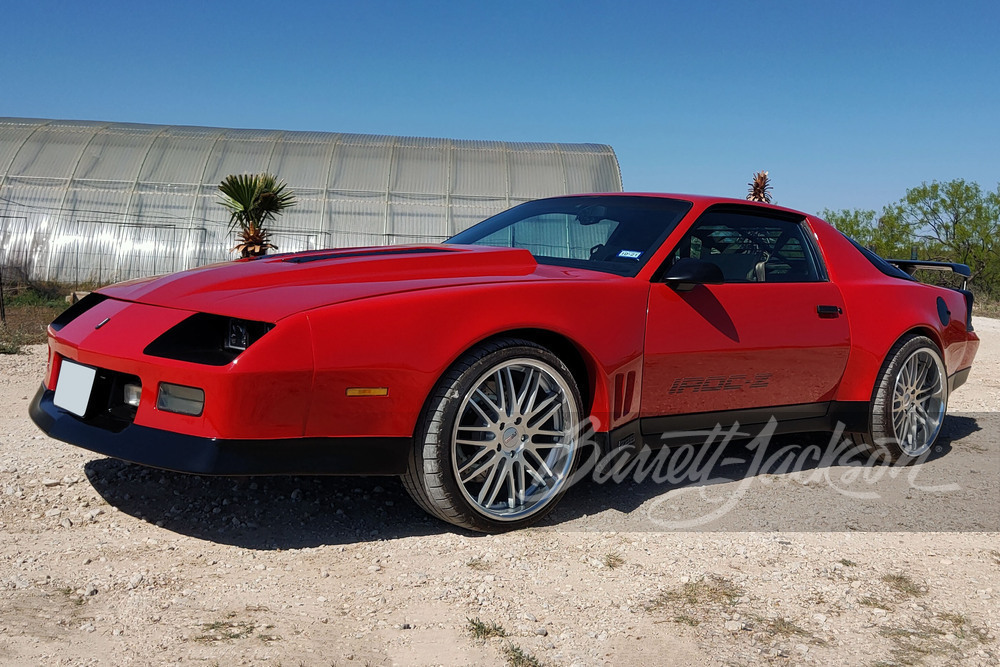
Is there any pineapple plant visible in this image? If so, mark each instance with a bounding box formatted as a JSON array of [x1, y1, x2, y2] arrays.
[[746, 171, 772, 203]]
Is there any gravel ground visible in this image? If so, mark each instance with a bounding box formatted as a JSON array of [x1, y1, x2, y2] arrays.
[[1, 321, 998, 666]]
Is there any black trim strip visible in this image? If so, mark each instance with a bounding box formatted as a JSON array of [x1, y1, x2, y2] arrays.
[[959, 289, 975, 332], [30, 386, 411, 476], [641, 402, 830, 435], [629, 401, 870, 448]]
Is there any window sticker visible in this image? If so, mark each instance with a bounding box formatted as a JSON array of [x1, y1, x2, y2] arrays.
[[617, 250, 642, 259]]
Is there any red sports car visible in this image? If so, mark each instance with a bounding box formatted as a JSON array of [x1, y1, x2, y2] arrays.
[[30, 194, 979, 531]]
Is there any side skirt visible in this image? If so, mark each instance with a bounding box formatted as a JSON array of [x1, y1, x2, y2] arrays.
[[948, 368, 971, 393], [606, 401, 870, 451]]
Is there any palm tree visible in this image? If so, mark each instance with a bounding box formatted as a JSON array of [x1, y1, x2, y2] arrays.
[[218, 173, 296, 258], [747, 171, 772, 203]]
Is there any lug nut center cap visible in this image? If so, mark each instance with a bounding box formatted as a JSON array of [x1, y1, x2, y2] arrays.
[[502, 426, 519, 450]]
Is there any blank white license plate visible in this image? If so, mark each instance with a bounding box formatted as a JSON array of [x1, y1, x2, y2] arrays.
[[53, 360, 97, 417]]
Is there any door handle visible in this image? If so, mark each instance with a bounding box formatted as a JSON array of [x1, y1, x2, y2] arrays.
[[817, 305, 842, 318]]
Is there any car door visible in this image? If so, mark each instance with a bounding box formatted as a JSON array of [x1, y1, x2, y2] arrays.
[[642, 206, 851, 421]]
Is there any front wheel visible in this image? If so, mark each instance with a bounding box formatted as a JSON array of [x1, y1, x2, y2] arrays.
[[853, 335, 948, 462], [401, 338, 583, 532]]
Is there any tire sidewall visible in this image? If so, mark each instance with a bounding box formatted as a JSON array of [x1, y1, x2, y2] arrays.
[[420, 340, 584, 532], [869, 335, 949, 462]]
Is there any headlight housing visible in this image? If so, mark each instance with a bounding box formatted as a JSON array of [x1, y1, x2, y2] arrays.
[[144, 314, 274, 365]]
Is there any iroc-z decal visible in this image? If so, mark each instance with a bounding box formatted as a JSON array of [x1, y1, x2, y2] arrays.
[[668, 373, 772, 394]]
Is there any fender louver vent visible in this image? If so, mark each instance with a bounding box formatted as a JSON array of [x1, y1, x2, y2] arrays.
[[613, 371, 637, 421]]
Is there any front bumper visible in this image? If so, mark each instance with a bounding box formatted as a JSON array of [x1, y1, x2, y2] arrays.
[[29, 385, 411, 476]]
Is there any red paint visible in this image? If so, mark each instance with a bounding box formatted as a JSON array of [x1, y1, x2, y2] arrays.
[[42, 194, 979, 443]]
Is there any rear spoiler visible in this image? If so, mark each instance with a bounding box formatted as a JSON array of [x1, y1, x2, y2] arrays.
[[887, 259, 971, 289]]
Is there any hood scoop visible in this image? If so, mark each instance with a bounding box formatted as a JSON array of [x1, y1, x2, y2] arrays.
[[281, 247, 451, 264]]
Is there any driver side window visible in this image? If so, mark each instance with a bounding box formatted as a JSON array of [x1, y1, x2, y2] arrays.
[[668, 210, 823, 283]]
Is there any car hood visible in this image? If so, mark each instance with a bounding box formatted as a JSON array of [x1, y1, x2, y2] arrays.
[[97, 245, 544, 321]]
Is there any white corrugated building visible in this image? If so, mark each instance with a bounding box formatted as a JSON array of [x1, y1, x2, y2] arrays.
[[0, 118, 622, 283]]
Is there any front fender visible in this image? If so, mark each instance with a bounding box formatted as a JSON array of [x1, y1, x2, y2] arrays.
[[301, 279, 649, 438]]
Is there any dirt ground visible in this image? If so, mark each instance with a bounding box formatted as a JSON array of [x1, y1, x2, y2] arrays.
[[1, 320, 998, 666]]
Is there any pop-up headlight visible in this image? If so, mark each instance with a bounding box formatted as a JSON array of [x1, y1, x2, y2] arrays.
[[143, 314, 274, 366], [226, 319, 250, 351]]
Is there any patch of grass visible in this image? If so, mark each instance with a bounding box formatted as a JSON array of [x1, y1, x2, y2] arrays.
[[860, 596, 895, 611], [195, 619, 256, 642], [879, 633, 946, 665], [806, 591, 827, 605], [882, 573, 926, 598], [887, 640, 938, 665], [4, 285, 66, 307], [1, 280, 101, 347], [969, 626, 991, 644], [0, 300, 66, 349], [973, 298, 1000, 319], [649, 576, 744, 612], [56, 586, 86, 606], [603, 552, 624, 569], [0, 326, 28, 354], [467, 617, 507, 640], [466, 556, 489, 571], [935, 612, 991, 643], [876, 620, 976, 664], [500, 643, 543, 667], [672, 614, 700, 626], [756, 616, 810, 638], [937, 612, 968, 628], [839, 558, 857, 567]]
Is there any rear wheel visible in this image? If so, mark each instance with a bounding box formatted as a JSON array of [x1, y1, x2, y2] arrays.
[[401, 338, 582, 532], [853, 335, 948, 462]]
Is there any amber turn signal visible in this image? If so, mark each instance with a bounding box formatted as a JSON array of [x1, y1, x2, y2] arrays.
[[345, 387, 389, 397]]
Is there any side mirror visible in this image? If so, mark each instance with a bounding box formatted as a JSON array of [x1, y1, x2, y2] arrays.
[[663, 257, 724, 292]]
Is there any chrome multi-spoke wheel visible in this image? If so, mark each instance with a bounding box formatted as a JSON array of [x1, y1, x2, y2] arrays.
[[890, 348, 946, 456], [452, 358, 579, 521], [401, 338, 582, 532], [853, 335, 949, 462]]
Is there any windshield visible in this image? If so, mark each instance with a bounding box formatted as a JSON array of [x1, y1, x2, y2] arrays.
[[446, 195, 693, 276]]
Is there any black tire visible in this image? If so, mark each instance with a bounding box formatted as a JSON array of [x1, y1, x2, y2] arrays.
[[401, 337, 584, 532], [851, 335, 948, 463]]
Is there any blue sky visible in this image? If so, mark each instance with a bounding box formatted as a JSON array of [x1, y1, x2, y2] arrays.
[[3, 0, 997, 215]]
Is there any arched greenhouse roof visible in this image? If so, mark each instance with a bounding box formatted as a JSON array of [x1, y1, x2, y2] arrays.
[[0, 117, 622, 283]]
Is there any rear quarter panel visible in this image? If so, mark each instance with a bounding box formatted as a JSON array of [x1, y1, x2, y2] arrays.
[[811, 219, 978, 403]]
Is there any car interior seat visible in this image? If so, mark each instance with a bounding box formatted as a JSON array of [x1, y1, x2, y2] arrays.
[[705, 252, 766, 282]]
